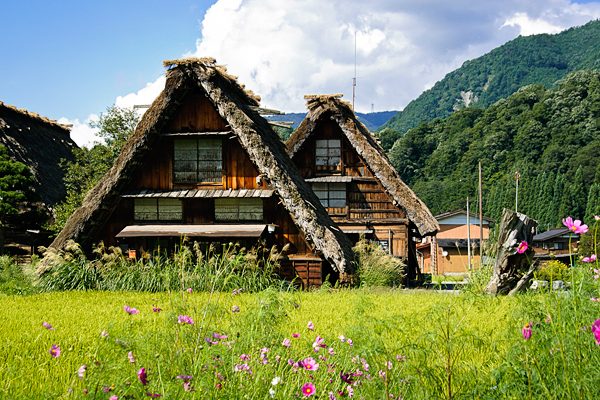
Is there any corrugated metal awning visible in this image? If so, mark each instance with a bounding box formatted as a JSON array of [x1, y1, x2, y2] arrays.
[[123, 189, 274, 199], [116, 224, 267, 238], [305, 176, 353, 183], [340, 227, 374, 234]]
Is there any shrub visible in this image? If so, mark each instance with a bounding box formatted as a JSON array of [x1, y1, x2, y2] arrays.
[[534, 260, 570, 281], [353, 239, 405, 287], [0, 255, 36, 295]]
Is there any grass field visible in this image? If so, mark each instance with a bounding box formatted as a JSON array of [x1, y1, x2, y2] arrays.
[[0, 289, 520, 399]]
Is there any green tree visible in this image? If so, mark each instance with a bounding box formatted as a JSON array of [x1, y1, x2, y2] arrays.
[[49, 106, 139, 233], [585, 183, 600, 223], [564, 166, 586, 219]]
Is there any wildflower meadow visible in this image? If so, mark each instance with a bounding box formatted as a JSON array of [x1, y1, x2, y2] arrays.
[[1, 217, 600, 398]]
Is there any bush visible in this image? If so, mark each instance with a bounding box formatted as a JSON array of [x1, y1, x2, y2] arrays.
[[0, 255, 36, 295], [353, 239, 405, 287], [37, 240, 293, 293], [535, 260, 570, 281]]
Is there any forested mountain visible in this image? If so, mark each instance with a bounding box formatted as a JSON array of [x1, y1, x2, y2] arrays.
[[380, 19, 600, 150], [389, 70, 600, 230]]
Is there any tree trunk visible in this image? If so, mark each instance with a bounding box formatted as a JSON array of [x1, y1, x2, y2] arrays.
[[485, 209, 537, 295]]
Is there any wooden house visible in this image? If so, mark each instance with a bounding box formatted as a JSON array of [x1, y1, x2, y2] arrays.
[[532, 228, 577, 261], [0, 101, 77, 248], [49, 58, 354, 286], [419, 210, 493, 275], [286, 94, 438, 278]]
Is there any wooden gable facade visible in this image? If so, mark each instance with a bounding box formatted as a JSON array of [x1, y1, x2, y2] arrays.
[[50, 59, 354, 287], [287, 95, 438, 278]]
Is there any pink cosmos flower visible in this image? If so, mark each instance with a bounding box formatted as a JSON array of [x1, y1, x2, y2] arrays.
[[292, 333, 301, 338], [562, 216, 589, 234], [595, 215, 600, 221], [42, 321, 54, 330], [152, 306, 162, 313], [109, 396, 119, 400], [183, 381, 192, 392], [128, 351, 136, 363], [231, 305, 240, 313], [282, 338, 291, 347], [49, 344, 61, 358], [307, 321, 315, 330], [186, 287, 193, 294], [522, 322, 532, 340], [516, 241, 528, 254], [146, 393, 161, 398], [77, 364, 87, 379], [177, 315, 194, 325], [302, 357, 319, 371], [301, 382, 316, 397], [240, 354, 250, 361], [138, 367, 148, 385], [347, 338, 353, 346], [124, 305, 140, 315], [594, 269, 600, 280], [592, 319, 600, 345], [582, 254, 597, 263], [328, 347, 335, 356]]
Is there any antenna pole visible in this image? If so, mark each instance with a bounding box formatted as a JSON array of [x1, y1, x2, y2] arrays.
[[479, 161, 483, 266], [352, 31, 357, 111]]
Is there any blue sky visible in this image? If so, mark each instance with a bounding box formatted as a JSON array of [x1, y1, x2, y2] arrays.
[[2, 0, 600, 146]]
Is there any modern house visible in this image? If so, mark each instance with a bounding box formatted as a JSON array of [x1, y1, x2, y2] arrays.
[[286, 94, 438, 279], [49, 58, 354, 287], [419, 210, 493, 275]]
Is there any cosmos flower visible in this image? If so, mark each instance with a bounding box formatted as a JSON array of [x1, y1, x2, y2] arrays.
[[123, 305, 140, 315], [292, 333, 301, 338], [516, 241, 528, 254], [271, 376, 281, 385], [109, 396, 119, 400], [137, 367, 148, 385], [49, 344, 61, 358], [269, 388, 276, 398], [307, 321, 314, 330], [100, 330, 109, 338], [231, 305, 240, 313], [152, 306, 162, 313], [77, 365, 87, 379], [582, 254, 597, 263], [282, 338, 291, 347], [42, 321, 54, 330], [562, 216, 588, 234], [301, 382, 316, 397], [128, 351, 135, 363], [186, 287, 193, 294], [302, 357, 319, 371], [522, 322, 532, 340], [177, 315, 194, 325], [592, 319, 600, 345]]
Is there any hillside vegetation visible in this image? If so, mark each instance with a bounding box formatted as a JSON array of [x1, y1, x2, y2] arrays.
[[389, 70, 600, 229], [380, 20, 600, 149]]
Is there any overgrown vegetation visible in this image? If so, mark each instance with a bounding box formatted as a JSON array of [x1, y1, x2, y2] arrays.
[[389, 70, 600, 227], [353, 239, 405, 287], [0, 255, 36, 295]]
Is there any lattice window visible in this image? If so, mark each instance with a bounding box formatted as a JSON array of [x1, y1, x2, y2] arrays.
[[134, 198, 183, 221], [315, 139, 341, 169], [174, 138, 222, 183], [312, 182, 346, 207], [215, 198, 263, 221]]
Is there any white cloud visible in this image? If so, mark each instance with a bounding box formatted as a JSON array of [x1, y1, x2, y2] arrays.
[[58, 115, 99, 148], [502, 12, 563, 35], [109, 0, 600, 115]]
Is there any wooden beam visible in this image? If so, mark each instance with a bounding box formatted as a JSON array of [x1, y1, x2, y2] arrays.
[[268, 121, 294, 129], [249, 106, 284, 115]]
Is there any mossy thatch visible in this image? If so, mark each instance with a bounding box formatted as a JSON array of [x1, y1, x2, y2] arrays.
[[287, 94, 439, 237], [49, 58, 354, 274]]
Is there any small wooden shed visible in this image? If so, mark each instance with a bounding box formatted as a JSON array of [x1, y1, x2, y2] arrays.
[[49, 58, 354, 286], [286, 94, 438, 279]]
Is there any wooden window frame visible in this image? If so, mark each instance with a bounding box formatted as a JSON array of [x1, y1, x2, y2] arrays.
[[315, 139, 341, 171], [173, 138, 223, 184], [312, 182, 346, 208], [215, 198, 264, 221], [134, 198, 183, 221]]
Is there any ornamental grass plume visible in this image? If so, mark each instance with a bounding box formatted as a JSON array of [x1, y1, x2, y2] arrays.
[[516, 241, 529, 254], [301, 382, 316, 397], [562, 216, 589, 234], [522, 322, 532, 340]]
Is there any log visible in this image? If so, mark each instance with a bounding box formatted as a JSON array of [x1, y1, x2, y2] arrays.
[[485, 209, 537, 295]]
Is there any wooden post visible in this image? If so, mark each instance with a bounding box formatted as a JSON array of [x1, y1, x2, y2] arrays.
[[485, 209, 537, 295]]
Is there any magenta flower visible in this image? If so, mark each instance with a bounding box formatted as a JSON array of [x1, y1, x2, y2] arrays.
[[152, 306, 162, 313], [177, 315, 194, 325], [77, 364, 87, 379], [186, 287, 193, 294], [307, 321, 315, 330], [522, 322, 532, 340], [562, 216, 589, 234], [109, 396, 119, 400], [582, 254, 597, 263], [124, 305, 140, 315], [128, 351, 136, 363], [292, 333, 301, 338], [138, 367, 148, 385], [516, 241, 528, 254], [42, 321, 54, 330], [282, 338, 291, 347], [592, 319, 600, 345], [240, 354, 250, 361], [49, 344, 61, 358], [146, 393, 161, 398], [347, 338, 353, 346], [302, 357, 319, 371], [301, 382, 316, 397]]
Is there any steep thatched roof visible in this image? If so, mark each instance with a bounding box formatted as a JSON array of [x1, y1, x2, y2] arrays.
[[50, 59, 354, 274], [0, 101, 76, 206], [287, 94, 439, 237]]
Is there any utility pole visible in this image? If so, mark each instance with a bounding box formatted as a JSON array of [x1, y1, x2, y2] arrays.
[[467, 196, 472, 271], [479, 161, 483, 265], [514, 170, 521, 213]]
